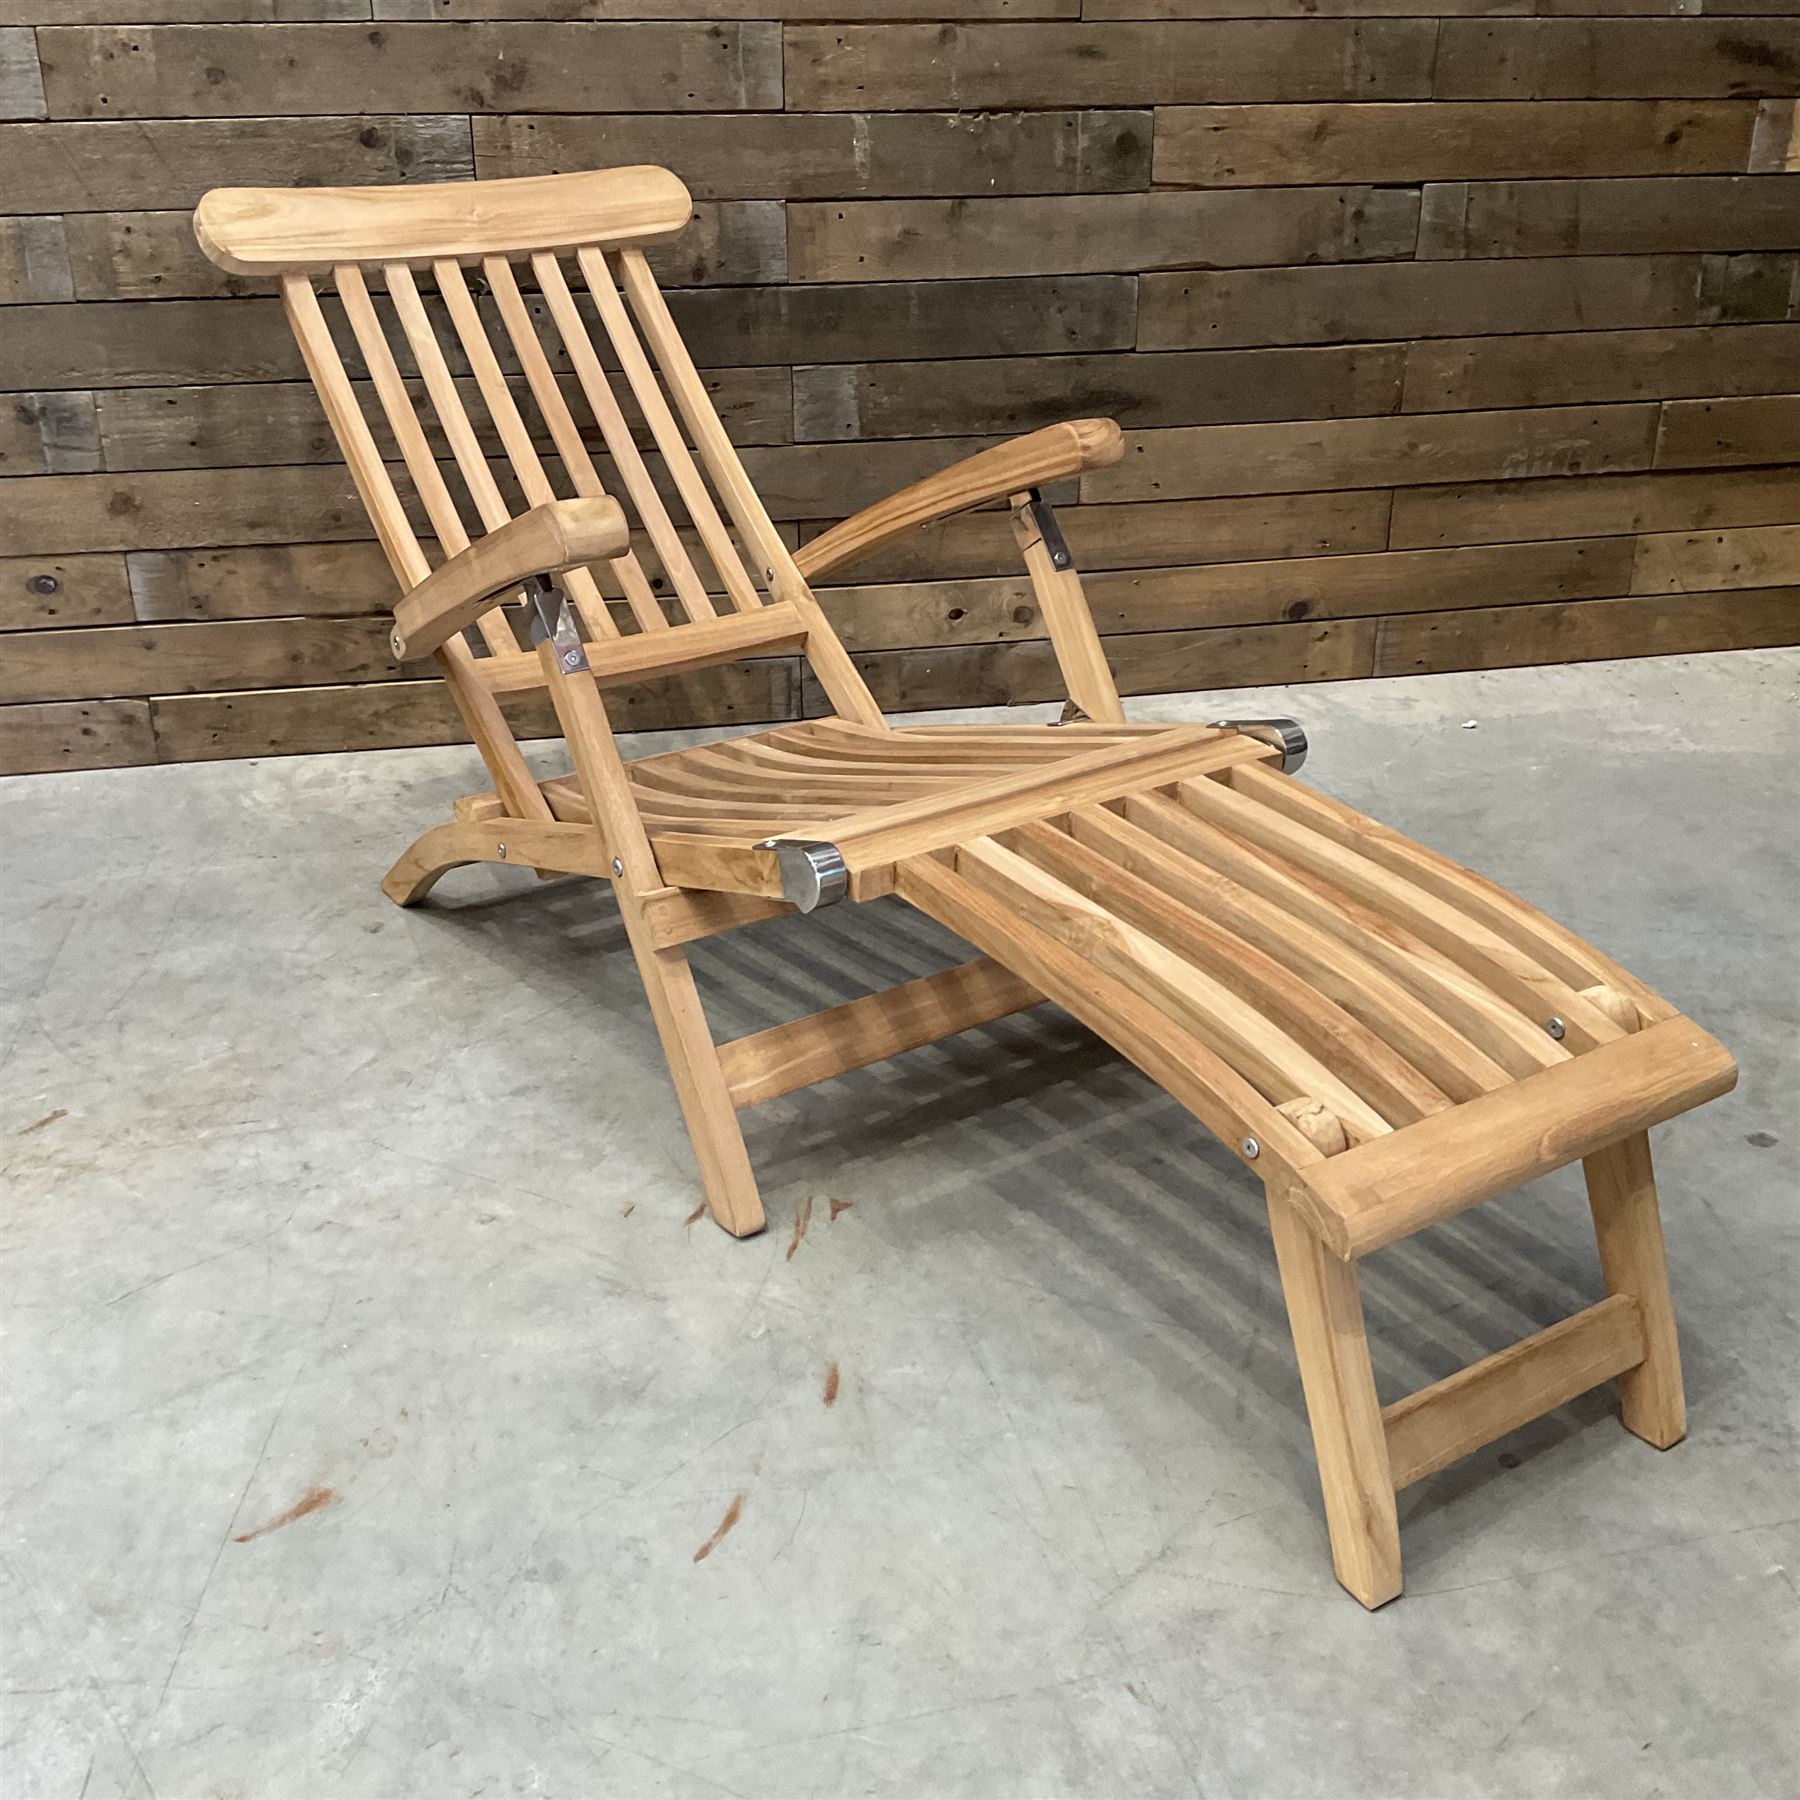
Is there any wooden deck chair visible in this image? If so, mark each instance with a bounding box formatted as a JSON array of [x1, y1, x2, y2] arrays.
[[195, 166, 1737, 1608]]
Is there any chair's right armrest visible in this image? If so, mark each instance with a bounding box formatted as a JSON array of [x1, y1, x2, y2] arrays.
[[390, 496, 630, 660], [792, 419, 1123, 583]]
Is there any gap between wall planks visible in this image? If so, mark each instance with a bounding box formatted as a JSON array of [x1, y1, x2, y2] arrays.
[[2, 12, 1798, 776]]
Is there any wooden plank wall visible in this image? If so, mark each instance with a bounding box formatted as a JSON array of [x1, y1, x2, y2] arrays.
[[3, 7, 1798, 775]]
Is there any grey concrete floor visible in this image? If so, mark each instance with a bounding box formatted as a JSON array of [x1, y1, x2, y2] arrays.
[[3, 650, 1797, 1800]]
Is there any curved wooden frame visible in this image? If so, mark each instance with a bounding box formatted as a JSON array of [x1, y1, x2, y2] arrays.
[[195, 163, 1736, 1613]]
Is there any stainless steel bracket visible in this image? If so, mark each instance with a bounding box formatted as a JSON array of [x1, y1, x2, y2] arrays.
[[524, 575, 589, 674], [1019, 487, 1073, 571], [1211, 716, 1308, 774], [758, 838, 849, 913]]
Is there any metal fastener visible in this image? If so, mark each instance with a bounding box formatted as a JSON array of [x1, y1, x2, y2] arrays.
[[611, 858, 624, 877], [1241, 1136, 1260, 1160], [496, 843, 507, 859], [1545, 1016, 1566, 1040], [30, 574, 59, 596]]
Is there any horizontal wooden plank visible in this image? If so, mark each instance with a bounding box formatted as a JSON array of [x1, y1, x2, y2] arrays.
[[374, 0, 1080, 15], [0, 117, 472, 216], [804, 491, 1393, 586], [93, 366, 792, 471], [9, 466, 367, 555], [1373, 586, 1800, 677], [784, 21, 1437, 109], [788, 188, 1421, 282], [0, 215, 73, 304], [0, 698, 152, 775], [821, 537, 1636, 650], [1420, 175, 1800, 258], [473, 108, 1150, 198], [128, 542, 395, 621], [1082, 0, 1697, 13], [148, 661, 801, 761], [1631, 522, 1800, 594], [1085, 405, 1659, 503], [0, 615, 408, 703], [1390, 466, 1800, 548], [1656, 395, 1800, 468], [35, 22, 784, 117], [1403, 324, 1800, 411], [12, 3, 369, 19], [839, 615, 1376, 714], [1136, 255, 1726, 351], [1435, 20, 1800, 100], [52, 200, 784, 301], [1154, 102, 1758, 187], [1, 278, 1139, 385], [794, 345, 1404, 442], [0, 389, 99, 476], [1, 552, 133, 631]]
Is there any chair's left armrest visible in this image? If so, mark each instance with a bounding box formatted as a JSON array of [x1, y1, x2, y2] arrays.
[[390, 496, 630, 660], [792, 419, 1123, 583]]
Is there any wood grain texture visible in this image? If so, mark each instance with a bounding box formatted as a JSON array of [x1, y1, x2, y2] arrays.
[[4, 7, 1795, 772]]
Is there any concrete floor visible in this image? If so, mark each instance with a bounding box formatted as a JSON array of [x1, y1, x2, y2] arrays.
[[3, 650, 1796, 1800]]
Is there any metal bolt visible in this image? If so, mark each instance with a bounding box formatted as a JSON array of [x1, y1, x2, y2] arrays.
[[30, 574, 59, 596], [1241, 1136, 1260, 1160], [1545, 1016, 1566, 1040], [611, 858, 624, 877], [764, 568, 774, 583], [561, 648, 583, 671], [496, 842, 507, 859]]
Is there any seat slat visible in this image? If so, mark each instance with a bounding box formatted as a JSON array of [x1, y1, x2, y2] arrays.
[[1009, 816, 1450, 1128], [1125, 791, 1566, 1081], [957, 836, 1395, 1143], [1078, 803, 1512, 1105], [1178, 773, 1624, 1055]]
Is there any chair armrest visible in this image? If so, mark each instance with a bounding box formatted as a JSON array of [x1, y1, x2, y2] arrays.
[[390, 496, 630, 660], [791, 419, 1123, 583]]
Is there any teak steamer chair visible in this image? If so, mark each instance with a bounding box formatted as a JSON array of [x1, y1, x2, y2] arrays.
[[195, 166, 1737, 1609]]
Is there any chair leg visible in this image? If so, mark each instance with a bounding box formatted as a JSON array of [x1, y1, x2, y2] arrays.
[[381, 821, 478, 906], [622, 920, 767, 1239], [1584, 1131, 1686, 1448], [1265, 1179, 1404, 1609]]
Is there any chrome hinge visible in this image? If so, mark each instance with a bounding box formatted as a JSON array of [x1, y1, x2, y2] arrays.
[[1211, 717, 1308, 775], [524, 574, 588, 674], [1019, 487, 1073, 571], [757, 838, 849, 913]]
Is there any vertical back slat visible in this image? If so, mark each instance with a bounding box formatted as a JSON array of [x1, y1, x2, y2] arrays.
[[531, 251, 718, 625], [577, 245, 763, 618], [433, 258, 620, 643], [615, 248, 800, 603], [483, 254, 667, 635], [282, 273, 428, 589]]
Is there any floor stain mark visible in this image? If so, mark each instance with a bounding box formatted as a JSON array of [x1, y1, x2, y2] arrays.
[[823, 1362, 840, 1408], [234, 1485, 339, 1544], [621, 1202, 636, 1218], [829, 1198, 853, 1221], [19, 1108, 67, 1135], [786, 1195, 814, 1260], [684, 1203, 706, 1228], [692, 1492, 745, 1563]]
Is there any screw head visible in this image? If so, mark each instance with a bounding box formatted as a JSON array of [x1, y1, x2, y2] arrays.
[[1545, 1016, 1566, 1040], [496, 842, 507, 859], [1241, 1136, 1260, 1160], [29, 574, 59, 596], [561, 648, 583, 670], [611, 858, 624, 877]]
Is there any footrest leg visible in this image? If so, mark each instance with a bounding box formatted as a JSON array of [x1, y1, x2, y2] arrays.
[[1585, 1130, 1687, 1448], [1266, 1179, 1403, 1610]]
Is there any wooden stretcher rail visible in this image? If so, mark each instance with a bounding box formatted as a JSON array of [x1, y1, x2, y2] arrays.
[[1301, 1016, 1738, 1260]]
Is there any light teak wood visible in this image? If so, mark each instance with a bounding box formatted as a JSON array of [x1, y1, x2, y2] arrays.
[[202, 162, 1735, 1612]]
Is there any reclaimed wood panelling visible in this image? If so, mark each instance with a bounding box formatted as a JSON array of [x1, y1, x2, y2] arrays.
[[2, 8, 1794, 774]]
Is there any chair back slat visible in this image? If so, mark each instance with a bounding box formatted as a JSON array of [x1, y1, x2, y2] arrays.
[[576, 246, 762, 619], [615, 248, 802, 604], [483, 255, 668, 635], [531, 250, 717, 626], [282, 274, 428, 589]]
